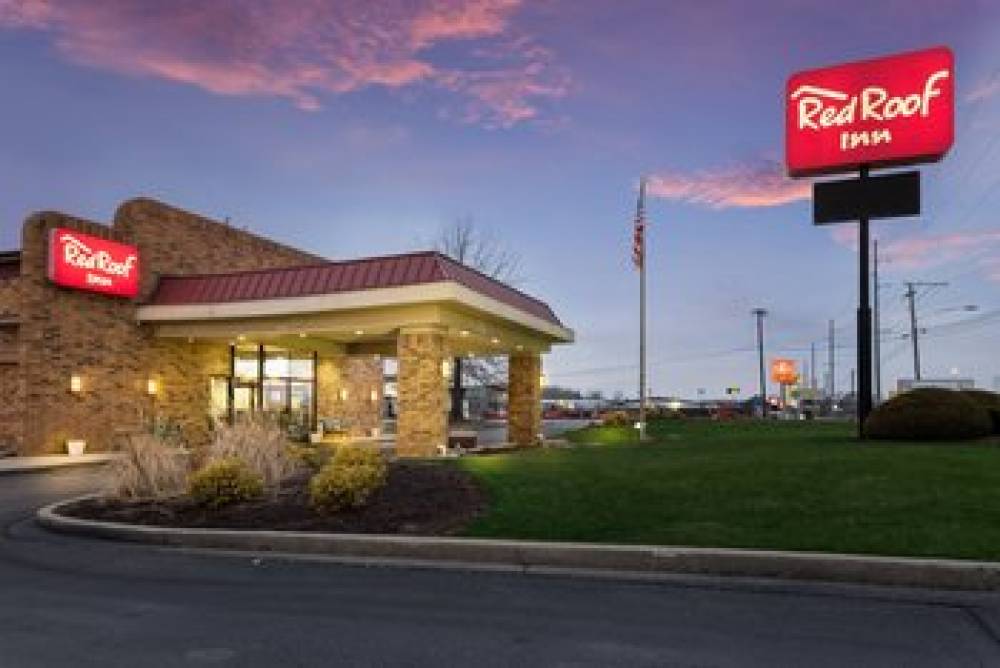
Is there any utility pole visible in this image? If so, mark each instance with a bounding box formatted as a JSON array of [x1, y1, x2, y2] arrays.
[[828, 319, 835, 400], [753, 308, 768, 418], [873, 240, 881, 404], [904, 281, 948, 381], [810, 341, 817, 391]]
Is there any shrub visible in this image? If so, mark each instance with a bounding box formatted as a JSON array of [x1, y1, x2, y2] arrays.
[[207, 418, 296, 492], [106, 433, 189, 500], [864, 388, 993, 441], [960, 390, 1000, 435], [189, 458, 264, 508], [309, 446, 387, 513], [602, 411, 633, 427]]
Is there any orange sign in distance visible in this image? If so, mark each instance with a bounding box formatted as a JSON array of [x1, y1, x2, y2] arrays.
[[771, 358, 798, 385]]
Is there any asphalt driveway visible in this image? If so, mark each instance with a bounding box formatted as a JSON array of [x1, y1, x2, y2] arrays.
[[3, 467, 1000, 667]]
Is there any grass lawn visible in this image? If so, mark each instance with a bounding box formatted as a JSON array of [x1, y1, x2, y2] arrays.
[[458, 419, 1000, 560]]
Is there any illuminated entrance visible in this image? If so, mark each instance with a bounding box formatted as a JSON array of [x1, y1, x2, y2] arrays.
[[209, 345, 317, 437], [140, 251, 573, 456]]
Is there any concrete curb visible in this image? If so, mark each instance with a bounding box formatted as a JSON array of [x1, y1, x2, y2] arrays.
[[36, 495, 1000, 591], [0, 454, 121, 475]]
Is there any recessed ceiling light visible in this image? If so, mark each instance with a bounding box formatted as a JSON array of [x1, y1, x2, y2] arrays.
[[460, 330, 470, 337], [354, 329, 364, 336]]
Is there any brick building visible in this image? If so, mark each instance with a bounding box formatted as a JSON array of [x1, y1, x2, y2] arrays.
[[0, 199, 572, 457]]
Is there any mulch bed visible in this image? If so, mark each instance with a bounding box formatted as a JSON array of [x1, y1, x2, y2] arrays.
[[62, 461, 487, 536]]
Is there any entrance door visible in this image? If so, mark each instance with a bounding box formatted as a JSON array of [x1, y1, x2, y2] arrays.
[[233, 382, 257, 420]]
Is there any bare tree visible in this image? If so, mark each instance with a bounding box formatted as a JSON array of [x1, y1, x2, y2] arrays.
[[435, 215, 523, 285], [434, 216, 523, 422]]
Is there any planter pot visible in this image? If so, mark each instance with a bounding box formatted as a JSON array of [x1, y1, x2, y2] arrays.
[[66, 439, 87, 457]]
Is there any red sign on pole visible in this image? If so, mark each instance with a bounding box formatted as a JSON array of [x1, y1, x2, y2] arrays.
[[786, 47, 954, 176], [770, 358, 798, 385], [48, 228, 140, 298]]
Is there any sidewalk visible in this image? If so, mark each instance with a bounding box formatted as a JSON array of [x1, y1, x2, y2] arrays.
[[0, 453, 120, 474]]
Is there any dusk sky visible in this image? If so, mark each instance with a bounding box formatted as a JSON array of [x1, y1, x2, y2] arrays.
[[1, 0, 998, 398]]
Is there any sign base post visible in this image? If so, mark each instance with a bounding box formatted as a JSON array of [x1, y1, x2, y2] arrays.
[[857, 166, 873, 439]]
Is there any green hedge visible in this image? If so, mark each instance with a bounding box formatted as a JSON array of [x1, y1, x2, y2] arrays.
[[864, 388, 992, 441], [960, 389, 1000, 434]]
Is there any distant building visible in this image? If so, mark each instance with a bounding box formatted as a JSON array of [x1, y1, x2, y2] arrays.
[[896, 378, 975, 393]]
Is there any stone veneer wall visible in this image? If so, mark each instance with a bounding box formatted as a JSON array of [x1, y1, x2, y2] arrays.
[[15, 198, 322, 455], [396, 327, 448, 457], [315, 354, 383, 438], [0, 274, 18, 319], [0, 319, 21, 450], [146, 339, 231, 447], [113, 198, 324, 299], [507, 353, 542, 447]]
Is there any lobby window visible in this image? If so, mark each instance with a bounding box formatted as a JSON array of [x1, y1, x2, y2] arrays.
[[220, 344, 316, 438]]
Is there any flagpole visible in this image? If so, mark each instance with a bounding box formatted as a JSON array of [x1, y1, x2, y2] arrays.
[[638, 176, 647, 442]]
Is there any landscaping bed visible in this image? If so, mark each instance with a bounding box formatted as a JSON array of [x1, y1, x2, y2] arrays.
[[64, 461, 486, 536]]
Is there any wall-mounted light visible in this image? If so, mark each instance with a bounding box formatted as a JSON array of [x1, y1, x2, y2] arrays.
[[516, 344, 524, 352], [540, 373, 548, 388], [237, 334, 247, 342], [460, 330, 470, 337], [490, 337, 500, 345], [339, 388, 349, 401], [298, 332, 308, 339], [147, 378, 159, 396], [370, 389, 378, 402], [441, 359, 452, 379], [66, 439, 87, 457], [354, 329, 364, 336], [70, 375, 83, 394]]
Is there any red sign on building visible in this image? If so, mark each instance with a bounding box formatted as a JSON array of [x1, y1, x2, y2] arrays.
[[48, 228, 140, 298], [786, 47, 954, 176]]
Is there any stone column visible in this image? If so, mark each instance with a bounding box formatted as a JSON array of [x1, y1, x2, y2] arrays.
[[508, 352, 542, 447], [396, 327, 448, 457], [316, 353, 383, 438]]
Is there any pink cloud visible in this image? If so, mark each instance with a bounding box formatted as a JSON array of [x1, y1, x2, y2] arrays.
[[0, 0, 566, 127], [967, 74, 1000, 104], [829, 225, 859, 251], [880, 230, 1000, 270], [829, 227, 1000, 281], [981, 256, 1000, 283], [411, 0, 519, 46], [647, 160, 811, 209]]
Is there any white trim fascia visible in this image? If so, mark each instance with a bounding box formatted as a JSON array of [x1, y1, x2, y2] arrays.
[[136, 281, 574, 343]]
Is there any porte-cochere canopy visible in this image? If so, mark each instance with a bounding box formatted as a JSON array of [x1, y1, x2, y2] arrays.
[[137, 251, 573, 456]]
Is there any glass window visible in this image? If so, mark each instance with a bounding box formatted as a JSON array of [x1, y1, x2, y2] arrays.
[[209, 377, 229, 422], [264, 347, 290, 377], [263, 378, 288, 414], [289, 356, 313, 379], [217, 345, 316, 433], [234, 345, 259, 382]]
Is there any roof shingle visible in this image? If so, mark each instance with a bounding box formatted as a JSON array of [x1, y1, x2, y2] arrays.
[[147, 251, 562, 326]]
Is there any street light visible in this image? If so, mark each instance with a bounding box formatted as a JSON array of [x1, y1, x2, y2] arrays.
[[752, 308, 768, 418]]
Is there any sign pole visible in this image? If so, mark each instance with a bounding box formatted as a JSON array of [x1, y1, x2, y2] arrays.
[[857, 165, 873, 438]]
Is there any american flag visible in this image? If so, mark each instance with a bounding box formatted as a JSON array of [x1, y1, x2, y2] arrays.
[[632, 177, 647, 269]]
